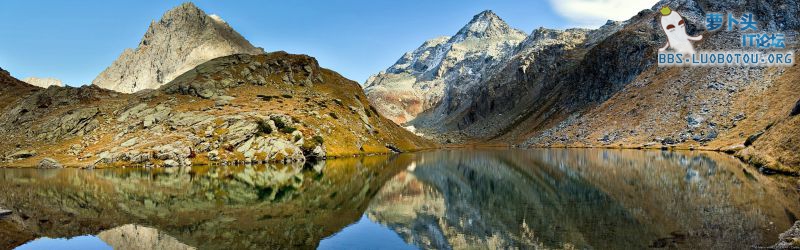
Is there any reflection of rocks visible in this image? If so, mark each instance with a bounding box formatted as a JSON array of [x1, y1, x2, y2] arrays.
[[367, 149, 800, 249], [0, 215, 37, 250], [369, 150, 625, 249], [98, 224, 194, 250], [0, 154, 413, 249]]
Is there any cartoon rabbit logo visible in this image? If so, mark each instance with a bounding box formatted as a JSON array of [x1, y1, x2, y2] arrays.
[[658, 6, 703, 54]]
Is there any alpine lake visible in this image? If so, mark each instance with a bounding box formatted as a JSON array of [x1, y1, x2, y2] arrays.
[[1, 149, 798, 249]]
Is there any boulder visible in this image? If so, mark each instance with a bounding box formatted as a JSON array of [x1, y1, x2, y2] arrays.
[[208, 150, 219, 161], [143, 114, 155, 128], [214, 95, 235, 107], [198, 89, 215, 99], [745, 131, 764, 147], [153, 143, 190, 161], [261, 138, 305, 163], [96, 151, 116, 164], [306, 145, 326, 160], [385, 143, 402, 153], [225, 119, 259, 146], [163, 159, 180, 168], [124, 150, 152, 164], [0, 209, 11, 218], [37, 158, 63, 169], [121, 138, 138, 147], [792, 99, 800, 116], [118, 103, 148, 122], [8, 150, 36, 159]]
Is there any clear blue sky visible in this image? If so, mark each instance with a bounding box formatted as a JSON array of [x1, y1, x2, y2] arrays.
[[0, 0, 653, 87]]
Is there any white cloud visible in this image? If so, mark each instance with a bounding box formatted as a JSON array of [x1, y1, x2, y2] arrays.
[[549, 0, 659, 27]]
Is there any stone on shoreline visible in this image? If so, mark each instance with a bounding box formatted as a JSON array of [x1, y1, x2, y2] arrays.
[[38, 158, 63, 169]]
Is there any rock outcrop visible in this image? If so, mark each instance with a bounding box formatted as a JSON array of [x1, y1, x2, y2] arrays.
[[21, 77, 63, 88], [92, 2, 263, 93], [768, 221, 800, 249], [364, 10, 526, 124]]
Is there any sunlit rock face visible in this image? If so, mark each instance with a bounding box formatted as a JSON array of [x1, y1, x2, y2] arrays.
[[22, 77, 63, 88], [366, 149, 800, 249], [92, 2, 263, 93], [364, 10, 526, 124]]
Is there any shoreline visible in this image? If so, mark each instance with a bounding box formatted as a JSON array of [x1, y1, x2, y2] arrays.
[[0, 144, 795, 178]]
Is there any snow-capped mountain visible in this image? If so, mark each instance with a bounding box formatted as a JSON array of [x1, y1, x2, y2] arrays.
[[364, 10, 527, 124]]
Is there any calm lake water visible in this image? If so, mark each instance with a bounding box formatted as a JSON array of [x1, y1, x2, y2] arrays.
[[1, 149, 798, 249]]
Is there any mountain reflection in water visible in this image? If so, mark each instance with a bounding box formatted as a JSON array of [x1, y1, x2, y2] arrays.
[[1, 149, 797, 249]]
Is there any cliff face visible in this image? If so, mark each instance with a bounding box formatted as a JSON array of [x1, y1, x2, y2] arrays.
[[364, 11, 526, 124], [92, 2, 263, 93], [0, 52, 432, 168]]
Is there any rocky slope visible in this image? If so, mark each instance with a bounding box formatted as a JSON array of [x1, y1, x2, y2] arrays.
[[508, 0, 800, 173], [21, 77, 63, 88], [92, 2, 264, 93], [368, 0, 800, 173], [0, 52, 432, 168], [364, 10, 526, 124]]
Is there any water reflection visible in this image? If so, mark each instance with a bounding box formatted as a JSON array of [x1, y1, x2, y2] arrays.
[[0, 149, 797, 249], [0, 155, 413, 250], [363, 149, 799, 249]]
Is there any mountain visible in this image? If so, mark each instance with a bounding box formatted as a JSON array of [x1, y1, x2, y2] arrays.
[[364, 10, 527, 124], [92, 2, 264, 93], [0, 51, 432, 168], [21, 77, 63, 88], [366, 0, 800, 173]]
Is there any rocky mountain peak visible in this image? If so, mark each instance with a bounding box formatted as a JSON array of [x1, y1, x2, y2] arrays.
[[165, 2, 203, 18], [139, 2, 205, 44], [451, 10, 524, 42], [92, 2, 263, 93], [365, 10, 527, 124]]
